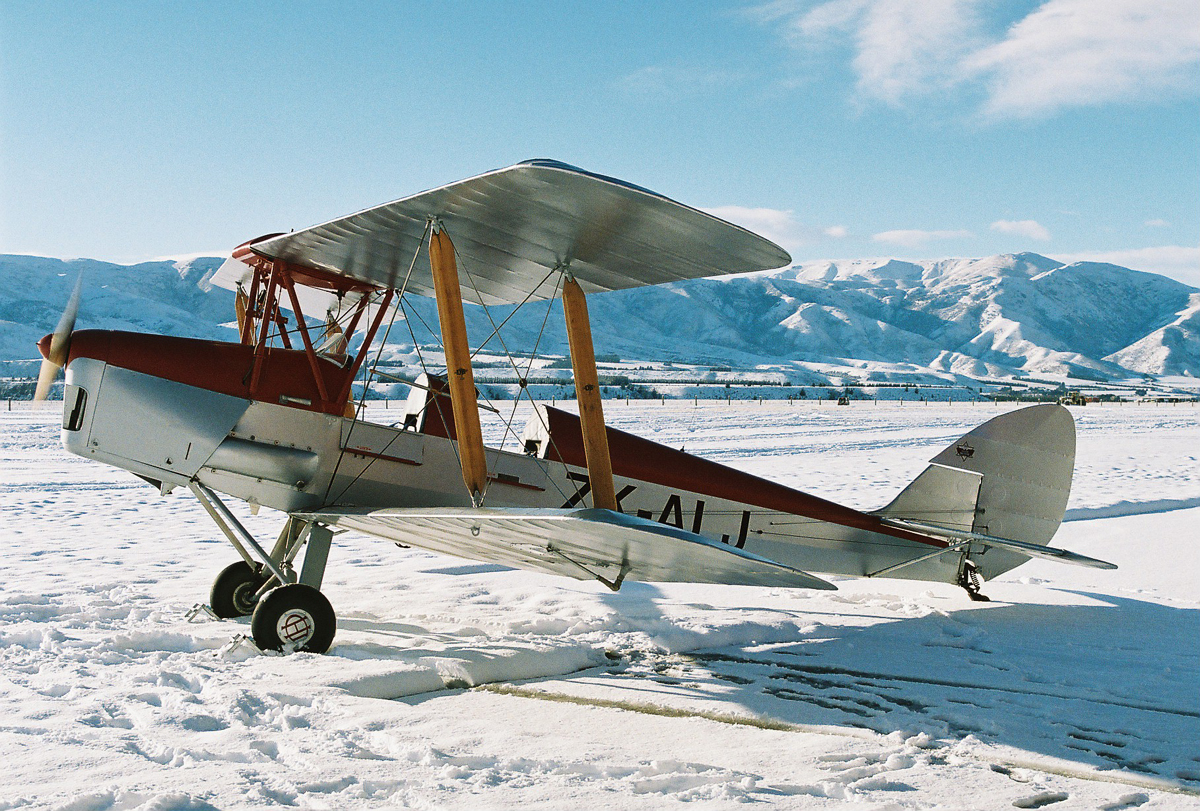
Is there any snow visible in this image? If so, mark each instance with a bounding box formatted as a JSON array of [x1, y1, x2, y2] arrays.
[[4, 253, 1199, 384], [2, 401, 1198, 809]]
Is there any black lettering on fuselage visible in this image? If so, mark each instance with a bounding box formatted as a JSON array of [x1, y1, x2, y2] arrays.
[[658, 494, 683, 528], [565, 479, 748, 549], [616, 485, 637, 511], [721, 510, 752, 549], [561, 473, 638, 512], [561, 471, 591, 508]]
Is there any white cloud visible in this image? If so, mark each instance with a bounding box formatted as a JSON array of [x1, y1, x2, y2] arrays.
[[1145, 219, 1170, 227], [871, 228, 973, 247], [703, 205, 846, 252], [852, 0, 983, 103], [766, 0, 1200, 117], [967, 0, 1200, 117], [1050, 245, 1200, 288], [776, 0, 981, 102], [990, 219, 1051, 241]]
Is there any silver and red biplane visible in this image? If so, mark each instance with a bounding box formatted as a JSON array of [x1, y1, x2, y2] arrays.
[[35, 160, 1114, 653]]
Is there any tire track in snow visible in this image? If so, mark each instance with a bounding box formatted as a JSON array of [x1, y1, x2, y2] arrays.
[[696, 652, 1200, 719], [544, 644, 1199, 794], [478, 683, 1200, 798]]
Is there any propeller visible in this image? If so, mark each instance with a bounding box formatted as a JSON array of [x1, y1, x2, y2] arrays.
[[34, 274, 83, 401]]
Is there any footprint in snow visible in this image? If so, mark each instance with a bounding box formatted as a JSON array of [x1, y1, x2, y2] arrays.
[[79, 707, 133, 729], [1098, 793, 1149, 810], [1012, 791, 1069, 808], [180, 714, 227, 732]]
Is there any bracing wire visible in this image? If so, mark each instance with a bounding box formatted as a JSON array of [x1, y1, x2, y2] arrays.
[[392, 284, 470, 504], [356, 222, 432, 413], [468, 267, 557, 361], [514, 270, 594, 508], [325, 229, 589, 510], [452, 247, 585, 508], [322, 224, 430, 506]]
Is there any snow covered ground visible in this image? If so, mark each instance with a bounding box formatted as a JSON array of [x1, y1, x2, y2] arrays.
[[1, 401, 1197, 810]]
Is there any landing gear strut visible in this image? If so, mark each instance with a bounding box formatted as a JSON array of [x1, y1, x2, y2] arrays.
[[957, 558, 990, 602], [190, 482, 338, 653]]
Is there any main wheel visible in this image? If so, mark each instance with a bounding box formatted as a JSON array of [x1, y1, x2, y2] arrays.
[[250, 584, 336, 654], [210, 561, 267, 619]]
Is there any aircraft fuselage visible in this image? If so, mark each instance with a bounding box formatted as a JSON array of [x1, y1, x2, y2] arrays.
[[56, 330, 977, 585]]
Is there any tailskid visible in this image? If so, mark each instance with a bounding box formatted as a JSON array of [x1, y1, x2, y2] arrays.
[[956, 557, 991, 602]]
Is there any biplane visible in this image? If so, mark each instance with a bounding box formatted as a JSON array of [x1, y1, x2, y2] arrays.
[[35, 160, 1114, 654]]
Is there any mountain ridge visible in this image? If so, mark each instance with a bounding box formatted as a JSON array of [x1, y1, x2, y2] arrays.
[[1, 252, 1196, 382]]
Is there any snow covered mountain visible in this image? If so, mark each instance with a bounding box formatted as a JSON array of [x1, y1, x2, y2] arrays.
[[2, 252, 1196, 381], [0, 255, 236, 365], [737, 253, 1200, 378], [496, 252, 1199, 379], [1105, 293, 1200, 376]]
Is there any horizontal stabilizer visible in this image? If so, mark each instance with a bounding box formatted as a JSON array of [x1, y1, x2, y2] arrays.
[[985, 536, 1116, 570], [882, 517, 1116, 570], [298, 507, 836, 590]]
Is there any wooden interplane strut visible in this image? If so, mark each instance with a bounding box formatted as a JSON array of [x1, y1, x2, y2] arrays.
[[562, 276, 617, 511], [428, 226, 488, 501]]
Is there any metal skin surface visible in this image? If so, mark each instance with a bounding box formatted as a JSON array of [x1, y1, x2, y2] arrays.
[[909, 404, 1075, 578], [300, 508, 836, 590], [62, 353, 1079, 587], [228, 160, 792, 306], [877, 464, 983, 536], [63, 359, 250, 489]]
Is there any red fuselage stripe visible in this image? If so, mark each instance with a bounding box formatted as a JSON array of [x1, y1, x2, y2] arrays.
[[540, 406, 947, 549]]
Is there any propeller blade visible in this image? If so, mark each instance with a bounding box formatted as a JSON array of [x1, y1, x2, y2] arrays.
[[33, 273, 82, 401], [33, 358, 61, 401], [48, 273, 82, 365]]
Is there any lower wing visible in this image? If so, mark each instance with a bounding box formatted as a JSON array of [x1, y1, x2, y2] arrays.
[[298, 507, 837, 591]]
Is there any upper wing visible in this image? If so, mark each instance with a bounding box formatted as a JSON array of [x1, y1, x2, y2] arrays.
[[299, 506, 836, 590], [217, 160, 792, 306]]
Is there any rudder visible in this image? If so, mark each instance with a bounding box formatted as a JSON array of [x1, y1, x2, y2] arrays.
[[877, 404, 1076, 580]]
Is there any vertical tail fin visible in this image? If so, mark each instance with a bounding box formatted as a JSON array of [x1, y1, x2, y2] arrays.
[[876, 404, 1076, 579]]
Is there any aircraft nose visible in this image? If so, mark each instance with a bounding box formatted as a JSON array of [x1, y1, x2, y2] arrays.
[[37, 333, 53, 360]]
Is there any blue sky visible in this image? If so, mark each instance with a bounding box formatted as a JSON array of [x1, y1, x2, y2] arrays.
[[2, 1, 1198, 284]]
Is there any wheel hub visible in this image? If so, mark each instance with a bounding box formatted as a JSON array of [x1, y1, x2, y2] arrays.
[[277, 608, 315, 645], [232, 581, 260, 615]]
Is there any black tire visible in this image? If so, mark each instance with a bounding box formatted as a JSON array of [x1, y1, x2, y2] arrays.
[[250, 584, 336, 654], [210, 561, 267, 619]]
